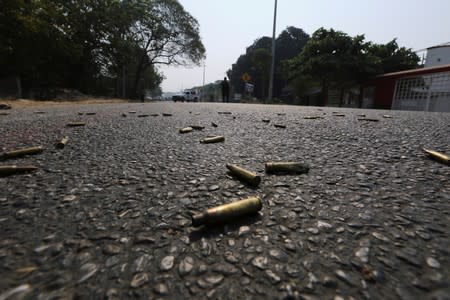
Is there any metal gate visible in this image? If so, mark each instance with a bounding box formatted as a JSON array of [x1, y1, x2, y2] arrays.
[[391, 71, 450, 112]]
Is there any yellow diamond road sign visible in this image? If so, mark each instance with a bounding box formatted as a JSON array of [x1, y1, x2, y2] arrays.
[[242, 72, 251, 83]]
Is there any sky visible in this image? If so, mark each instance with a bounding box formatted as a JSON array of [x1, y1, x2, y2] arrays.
[[159, 0, 450, 93]]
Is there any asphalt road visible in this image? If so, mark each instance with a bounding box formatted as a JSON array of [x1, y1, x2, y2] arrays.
[[0, 102, 449, 300]]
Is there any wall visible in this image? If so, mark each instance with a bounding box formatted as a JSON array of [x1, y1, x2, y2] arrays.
[[425, 46, 450, 67]]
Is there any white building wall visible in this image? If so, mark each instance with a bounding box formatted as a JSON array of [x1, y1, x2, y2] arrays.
[[425, 46, 450, 67]]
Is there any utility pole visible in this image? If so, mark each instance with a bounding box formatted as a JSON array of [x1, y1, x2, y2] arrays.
[[268, 0, 278, 101]]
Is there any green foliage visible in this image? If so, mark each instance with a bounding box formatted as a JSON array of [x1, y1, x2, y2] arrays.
[[0, 0, 205, 99], [366, 39, 420, 74], [286, 28, 420, 104], [227, 27, 310, 99]]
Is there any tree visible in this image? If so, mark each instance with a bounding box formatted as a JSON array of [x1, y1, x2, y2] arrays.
[[0, 0, 204, 99], [287, 28, 378, 106], [367, 39, 420, 74], [274, 27, 310, 98], [126, 0, 205, 98], [227, 27, 309, 100], [252, 48, 272, 99]]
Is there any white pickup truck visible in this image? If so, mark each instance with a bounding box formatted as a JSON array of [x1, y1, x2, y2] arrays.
[[172, 89, 199, 102]]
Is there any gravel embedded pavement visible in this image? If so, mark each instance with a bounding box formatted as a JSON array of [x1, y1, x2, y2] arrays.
[[0, 102, 449, 300]]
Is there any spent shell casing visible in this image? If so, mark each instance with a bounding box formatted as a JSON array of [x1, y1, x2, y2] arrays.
[[200, 135, 225, 143], [190, 125, 205, 130], [0, 165, 38, 176], [56, 136, 69, 149], [191, 196, 262, 227], [423, 148, 449, 165], [265, 161, 310, 174], [303, 116, 323, 119], [358, 118, 379, 122], [0, 146, 44, 160], [226, 164, 261, 186], [179, 127, 193, 134], [66, 122, 85, 127]]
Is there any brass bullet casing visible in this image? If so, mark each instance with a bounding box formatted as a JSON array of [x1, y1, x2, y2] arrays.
[[423, 148, 449, 165], [303, 116, 323, 119], [226, 164, 261, 186], [0, 146, 43, 160], [0, 165, 38, 176], [200, 135, 225, 143], [358, 118, 379, 122], [265, 161, 310, 175], [66, 122, 85, 127], [56, 136, 69, 149], [191, 196, 262, 227], [190, 125, 205, 130], [179, 127, 193, 134]]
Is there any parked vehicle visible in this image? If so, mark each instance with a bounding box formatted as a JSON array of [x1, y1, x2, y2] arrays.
[[172, 89, 199, 102]]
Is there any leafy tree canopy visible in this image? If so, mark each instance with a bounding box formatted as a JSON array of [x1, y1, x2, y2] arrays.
[[0, 0, 205, 99]]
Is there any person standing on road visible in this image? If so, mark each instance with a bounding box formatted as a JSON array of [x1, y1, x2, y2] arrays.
[[221, 77, 230, 103]]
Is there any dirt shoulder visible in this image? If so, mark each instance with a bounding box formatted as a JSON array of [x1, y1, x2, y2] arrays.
[[1, 98, 129, 109]]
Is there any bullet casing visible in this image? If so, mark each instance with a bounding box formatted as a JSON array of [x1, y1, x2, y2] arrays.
[[0, 165, 38, 176], [190, 125, 205, 130], [179, 127, 193, 134], [56, 136, 69, 149], [358, 118, 379, 122], [226, 164, 261, 186], [191, 196, 262, 227], [423, 148, 449, 165], [66, 122, 85, 127], [265, 161, 310, 174], [303, 116, 323, 119], [200, 135, 225, 143], [0, 146, 43, 160]]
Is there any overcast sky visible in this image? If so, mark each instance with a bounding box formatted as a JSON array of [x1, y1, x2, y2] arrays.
[[159, 0, 450, 93]]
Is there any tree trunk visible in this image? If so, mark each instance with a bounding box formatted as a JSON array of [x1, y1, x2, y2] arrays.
[[16, 76, 22, 99], [339, 88, 345, 107], [122, 65, 126, 99], [321, 80, 328, 106]]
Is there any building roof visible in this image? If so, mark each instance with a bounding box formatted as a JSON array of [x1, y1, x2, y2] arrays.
[[376, 64, 450, 79], [427, 42, 450, 50]]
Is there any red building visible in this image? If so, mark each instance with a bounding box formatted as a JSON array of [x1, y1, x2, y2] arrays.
[[362, 64, 450, 112]]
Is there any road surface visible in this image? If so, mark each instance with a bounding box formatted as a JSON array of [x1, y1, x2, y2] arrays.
[[0, 102, 449, 299]]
